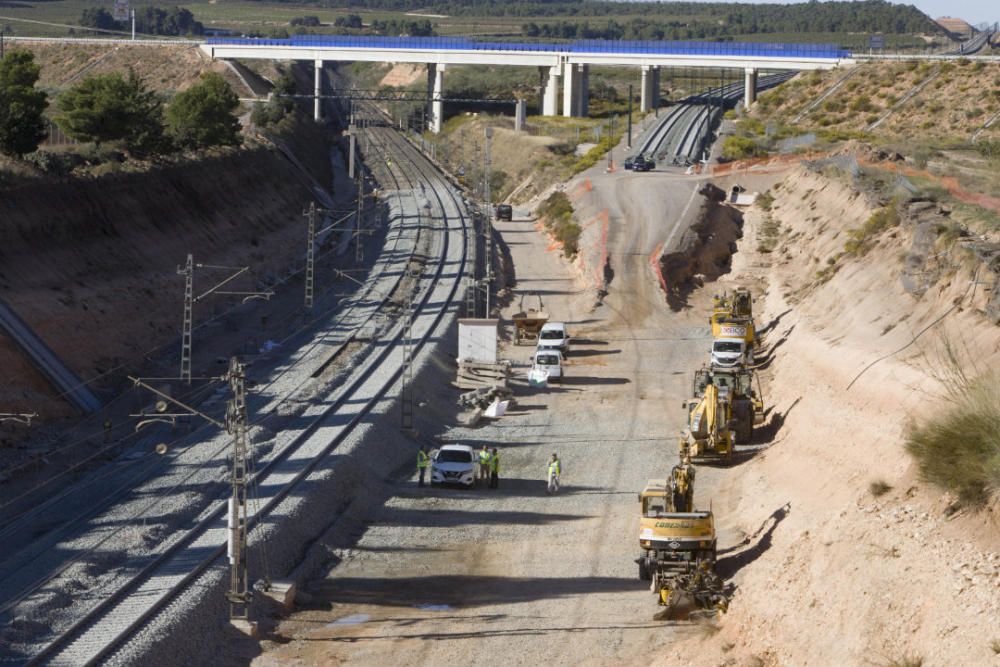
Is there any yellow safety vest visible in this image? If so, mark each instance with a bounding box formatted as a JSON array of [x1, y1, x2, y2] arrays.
[[479, 449, 491, 464], [417, 450, 430, 468], [548, 460, 561, 476], [490, 453, 500, 473]]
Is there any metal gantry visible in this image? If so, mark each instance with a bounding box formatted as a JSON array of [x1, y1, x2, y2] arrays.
[[177, 256, 274, 384], [483, 126, 493, 318]]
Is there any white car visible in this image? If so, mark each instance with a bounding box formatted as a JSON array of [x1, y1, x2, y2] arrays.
[[532, 349, 563, 382], [710, 338, 753, 368], [431, 444, 476, 487], [537, 322, 569, 353]]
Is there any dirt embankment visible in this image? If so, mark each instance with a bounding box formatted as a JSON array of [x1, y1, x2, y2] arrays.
[[663, 163, 1000, 666], [0, 120, 333, 418], [658, 184, 744, 309]]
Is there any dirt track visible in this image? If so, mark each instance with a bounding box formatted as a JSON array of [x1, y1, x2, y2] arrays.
[[253, 153, 735, 664]]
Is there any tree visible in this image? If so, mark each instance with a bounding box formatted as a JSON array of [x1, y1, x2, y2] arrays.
[[56, 69, 166, 154], [166, 72, 241, 150], [80, 7, 121, 32], [0, 51, 48, 157]]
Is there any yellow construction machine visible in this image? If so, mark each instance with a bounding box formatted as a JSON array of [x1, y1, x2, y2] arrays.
[[681, 379, 735, 458], [636, 449, 727, 620], [710, 289, 756, 350], [691, 366, 764, 444]]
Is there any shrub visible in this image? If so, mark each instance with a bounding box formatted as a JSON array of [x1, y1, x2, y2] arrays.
[[537, 191, 580, 258], [906, 370, 1000, 506], [166, 72, 241, 150], [721, 135, 762, 160], [0, 51, 49, 158], [56, 69, 167, 155], [843, 202, 899, 256], [850, 95, 874, 113]]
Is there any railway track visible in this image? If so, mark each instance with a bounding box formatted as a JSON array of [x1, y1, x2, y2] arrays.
[[634, 72, 795, 166], [2, 115, 472, 666]]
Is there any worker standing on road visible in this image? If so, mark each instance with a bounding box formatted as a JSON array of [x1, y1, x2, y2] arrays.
[[417, 446, 430, 487], [547, 453, 561, 495], [489, 447, 500, 489], [478, 445, 491, 485]]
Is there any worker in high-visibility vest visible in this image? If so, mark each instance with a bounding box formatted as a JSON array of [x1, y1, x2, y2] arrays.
[[489, 447, 500, 489], [478, 445, 491, 485], [547, 453, 561, 495], [417, 446, 430, 487]]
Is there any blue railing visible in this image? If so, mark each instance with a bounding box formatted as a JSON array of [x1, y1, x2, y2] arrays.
[[206, 35, 849, 59]]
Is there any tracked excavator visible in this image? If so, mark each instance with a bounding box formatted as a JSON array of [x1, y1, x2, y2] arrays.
[[681, 377, 735, 458], [636, 444, 728, 620]]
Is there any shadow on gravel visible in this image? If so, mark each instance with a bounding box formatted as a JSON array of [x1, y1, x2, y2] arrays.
[[299, 620, 668, 642], [568, 349, 621, 358], [558, 376, 631, 386], [571, 338, 609, 346], [304, 574, 638, 608], [716, 503, 790, 579], [398, 479, 607, 499], [376, 507, 593, 528]]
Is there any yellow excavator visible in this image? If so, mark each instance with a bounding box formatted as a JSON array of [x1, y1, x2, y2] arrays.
[[681, 378, 735, 458], [691, 365, 764, 444], [636, 445, 728, 619]]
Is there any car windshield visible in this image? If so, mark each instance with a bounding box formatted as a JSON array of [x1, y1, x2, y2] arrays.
[[714, 341, 743, 353], [536, 354, 560, 365], [437, 450, 472, 463], [539, 330, 563, 340]]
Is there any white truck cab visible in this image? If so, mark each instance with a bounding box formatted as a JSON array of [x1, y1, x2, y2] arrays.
[[711, 338, 753, 368], [532, 349, 564, 382]]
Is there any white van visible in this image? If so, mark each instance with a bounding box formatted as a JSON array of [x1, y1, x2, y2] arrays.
[[532, 349, 564, 382], [537, 322, 569, 353], [711, 338, 753, 368]]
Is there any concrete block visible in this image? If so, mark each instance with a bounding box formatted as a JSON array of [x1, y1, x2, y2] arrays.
[[261, 579, 297, 610], [230, 618, 259, 638]]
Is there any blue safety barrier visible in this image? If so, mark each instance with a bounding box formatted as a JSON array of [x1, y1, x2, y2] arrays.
[[206, 35, 849, 59]]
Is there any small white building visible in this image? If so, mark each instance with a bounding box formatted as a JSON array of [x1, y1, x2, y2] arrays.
[[457, 318, 498, 364]]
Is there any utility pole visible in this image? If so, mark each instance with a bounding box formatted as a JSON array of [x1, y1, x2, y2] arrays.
[[304, 203, 316, 311], [179, 254, 194, 385], [355, 169, 365, 266], [627, 83, 633, 149], [400, 292, 414, 431], [128, 358, 259, 630], [130, 8, 135, 40], [224, 357, 251, 623], [177, 257, 273, 385], [483, 127, 493, 317]]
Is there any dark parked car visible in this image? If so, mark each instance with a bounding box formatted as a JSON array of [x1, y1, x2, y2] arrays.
[[495, 204, 513, 221], [632, 154, 655, 172]]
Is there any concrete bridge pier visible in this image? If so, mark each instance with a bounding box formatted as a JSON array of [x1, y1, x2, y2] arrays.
[[744, 67, 758, 108], [640, 65, 658, 112], [314, 59, 323, 121], [540, 66, 560, 116], [562, 62, 589, 118], [427, 63, 446, 133]]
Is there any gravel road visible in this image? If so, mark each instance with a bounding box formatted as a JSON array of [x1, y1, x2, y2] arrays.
[[254, 155, 730, 665]]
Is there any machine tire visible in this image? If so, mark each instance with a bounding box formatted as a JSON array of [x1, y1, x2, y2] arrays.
[[733, 401, 753, 444], [639, 558, 651, 581]]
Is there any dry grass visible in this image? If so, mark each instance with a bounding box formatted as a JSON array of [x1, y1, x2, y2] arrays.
[[906, 369, 1000, 506]]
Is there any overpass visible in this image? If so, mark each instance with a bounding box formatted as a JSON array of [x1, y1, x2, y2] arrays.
[[202, 36, 853, 132]]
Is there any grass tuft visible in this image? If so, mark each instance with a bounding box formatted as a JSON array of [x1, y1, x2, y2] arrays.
[[905, 370, 1000, 507], [537, 191, 580, 259]]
